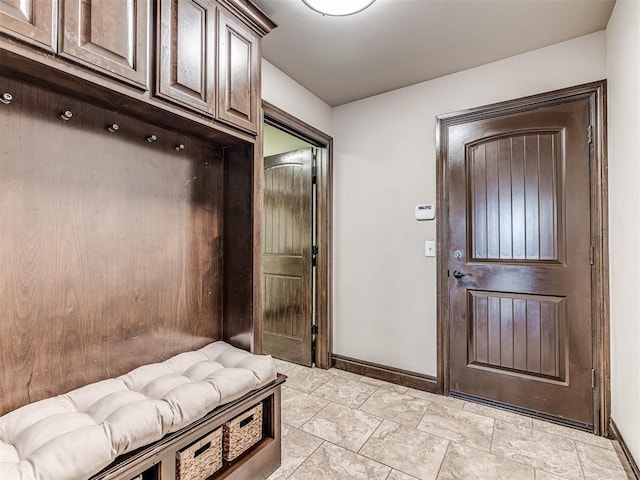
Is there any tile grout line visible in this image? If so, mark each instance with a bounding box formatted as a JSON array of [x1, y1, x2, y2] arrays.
[[434, 440, 452, 480], [359, 382, 382, 406], [298, 399, 334, 430], [280, 439, 327, 480], [488, 426, 584, 479], [413, 404, 483, 447], [355, 421, 410, 474], [303, 398, 385, 454], [447, 422, 557, 479], [282, 385, 330, 429], [356, 417, 457, 479], [418, 420, 541, 474], [415, 400, 431, 432], [573, 438, 589, 480], [416, 400, 500, 449], [312, 436, 394, 478], [309, 382, 378, 411], [355, 412, 384, 455], [488, 417, 497, 454], [532, 421, 618, 452]]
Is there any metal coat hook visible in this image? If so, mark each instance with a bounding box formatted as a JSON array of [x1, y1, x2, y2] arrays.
[[107, 123, 120, 133], [59, 110, 73, 121], [146, 134, 157, 143], [1, 93, 13, 105], [175, 143, 185, 151]]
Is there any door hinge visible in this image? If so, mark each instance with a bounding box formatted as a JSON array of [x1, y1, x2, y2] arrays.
[[311, 324, 318, 335], [311, 166, 318, 184], [312, 245, 318, 267], [591, 368, 596, 389], [588, 125, 593, 144], [589, 245, 594, 265]]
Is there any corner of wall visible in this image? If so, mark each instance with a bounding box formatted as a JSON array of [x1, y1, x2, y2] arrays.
[[261, 59, 333, 136], [605, 0, 640, 468]]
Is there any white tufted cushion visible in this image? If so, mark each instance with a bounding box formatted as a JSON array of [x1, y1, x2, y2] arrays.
[[0, 342, 276, 480]]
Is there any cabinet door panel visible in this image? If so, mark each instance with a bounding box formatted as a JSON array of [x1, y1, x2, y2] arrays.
[[217, 8, 259, 133], [61, 0, 149, 88], [0, 0, 56, 51], [157, 0, 215, 115]]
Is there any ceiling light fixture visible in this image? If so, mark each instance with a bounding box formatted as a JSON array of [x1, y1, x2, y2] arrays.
[[302, 0, 376, 16]]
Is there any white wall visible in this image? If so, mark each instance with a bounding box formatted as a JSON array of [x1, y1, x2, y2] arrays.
[[261, 59, 332, 135], [332, 32, 607, 375], [606, 0, 640, 464]]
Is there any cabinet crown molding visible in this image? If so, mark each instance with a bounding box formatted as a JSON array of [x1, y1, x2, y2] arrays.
[[219, 0, 277, 36]]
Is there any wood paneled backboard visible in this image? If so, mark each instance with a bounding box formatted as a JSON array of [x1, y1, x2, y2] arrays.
[[0, 75, 224, 414]]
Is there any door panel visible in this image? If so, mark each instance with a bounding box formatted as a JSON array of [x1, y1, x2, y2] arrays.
[[61, 0, 149, 88], [447, 99, 593, 426], [469, 132, 562, 262], [468, 291, 567, 381], [157, 0, 216, 114], [263, 149, 313, 366], [217, 8, 259, 132], [0, 0, 56, 51]]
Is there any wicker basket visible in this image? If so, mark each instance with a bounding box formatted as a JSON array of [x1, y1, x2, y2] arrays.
[[223, 403, 263, 461], [176, 428, 223, 480]]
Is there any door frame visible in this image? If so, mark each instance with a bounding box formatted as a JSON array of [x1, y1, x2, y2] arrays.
[[257, 101, 334, 369], [435, 81, 610, 434]]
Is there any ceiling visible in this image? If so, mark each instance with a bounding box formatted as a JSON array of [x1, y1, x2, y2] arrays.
[[252, 0, 615, 107]]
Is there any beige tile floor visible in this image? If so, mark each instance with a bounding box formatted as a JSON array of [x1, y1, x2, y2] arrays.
[[269, 360, 633, 480]]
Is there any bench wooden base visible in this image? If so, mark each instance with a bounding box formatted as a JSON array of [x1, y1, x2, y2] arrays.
[[91, 375, 285, 480]]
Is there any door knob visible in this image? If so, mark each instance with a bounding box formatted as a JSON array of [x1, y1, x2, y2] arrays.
[[452, 270, 471, 279]]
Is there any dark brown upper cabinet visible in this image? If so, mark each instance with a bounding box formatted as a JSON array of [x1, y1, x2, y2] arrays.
[[0, 0, 275, 137], [0, 0, 56, 51], [217, 7, 260, 133], [60, 0, 150, 89], [157, 0, 217, 116]]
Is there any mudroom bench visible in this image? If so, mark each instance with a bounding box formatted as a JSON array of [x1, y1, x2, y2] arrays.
[[0, 342, 284, 480]]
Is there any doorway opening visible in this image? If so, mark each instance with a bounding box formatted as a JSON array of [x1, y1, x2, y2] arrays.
[[260, 102, 333, 369]]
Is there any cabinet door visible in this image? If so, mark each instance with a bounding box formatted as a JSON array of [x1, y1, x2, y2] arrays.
[[217, 8, 259, 133], [61, 0, 150, 89], [157, 0, 216, 115], [0, 0, 56, 51]]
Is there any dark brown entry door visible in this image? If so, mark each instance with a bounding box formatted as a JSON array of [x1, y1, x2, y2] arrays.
[[446, 99, 593, 426], [263, 149, 313, 366]]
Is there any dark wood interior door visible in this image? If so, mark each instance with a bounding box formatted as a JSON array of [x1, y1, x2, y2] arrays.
[[263, 149, 313, 366], [447, 99, 594, 427]]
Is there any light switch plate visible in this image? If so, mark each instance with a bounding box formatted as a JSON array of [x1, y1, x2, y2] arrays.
[[425, 240, 436, 257]]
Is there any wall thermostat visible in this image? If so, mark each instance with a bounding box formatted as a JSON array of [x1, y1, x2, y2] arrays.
[[415, 204, 435, 221]]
